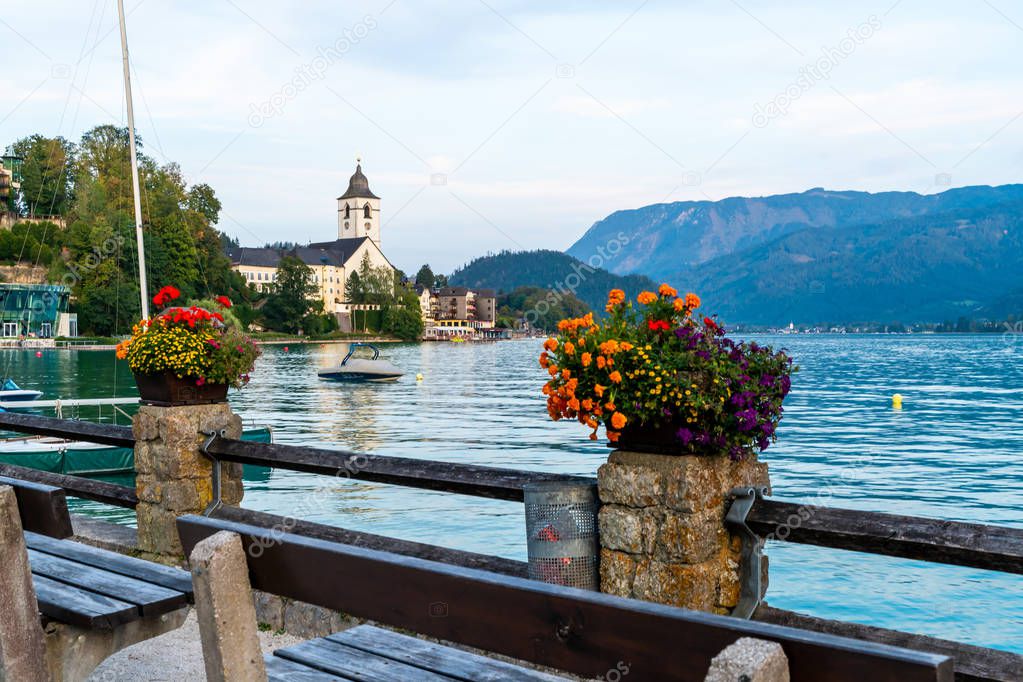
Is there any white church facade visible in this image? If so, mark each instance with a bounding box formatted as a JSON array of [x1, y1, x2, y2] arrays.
[[228, 162, 396, 327]]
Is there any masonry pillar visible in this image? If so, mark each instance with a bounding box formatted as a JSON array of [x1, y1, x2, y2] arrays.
[[132, 404, 244, 560], [597, 450, 769, 614]]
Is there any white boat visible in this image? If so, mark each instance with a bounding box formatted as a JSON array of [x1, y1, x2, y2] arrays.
[[0, 379, 43, 404], [318, 344, 404, 383]]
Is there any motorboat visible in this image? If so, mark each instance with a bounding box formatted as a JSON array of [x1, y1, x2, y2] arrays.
[[0, 379, 43, 403], [318, 343, 404, 383]]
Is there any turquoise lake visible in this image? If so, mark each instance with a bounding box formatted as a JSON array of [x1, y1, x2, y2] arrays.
[[1, 335, 1021, 653]]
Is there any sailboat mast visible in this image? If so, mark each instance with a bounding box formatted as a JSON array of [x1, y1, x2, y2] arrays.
[[116, 0, 150, 320]]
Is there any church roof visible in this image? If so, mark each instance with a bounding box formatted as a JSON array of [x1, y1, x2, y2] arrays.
[[293, 237, 371, 267], [337, 163, 380, 200]]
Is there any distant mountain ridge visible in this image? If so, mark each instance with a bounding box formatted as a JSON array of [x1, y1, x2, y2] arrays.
[[448, 250, 656, 312], [565, 184, 1023, 324], [568, 185, 1023, 282]]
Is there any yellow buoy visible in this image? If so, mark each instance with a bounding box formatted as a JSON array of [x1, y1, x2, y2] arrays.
[[892, 393, 903, 409], [416, 373, 424, 382]]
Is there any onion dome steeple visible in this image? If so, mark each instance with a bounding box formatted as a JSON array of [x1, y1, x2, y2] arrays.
[[337, 160, 379, 200]]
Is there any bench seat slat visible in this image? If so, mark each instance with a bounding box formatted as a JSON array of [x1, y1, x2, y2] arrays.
[[25, 531, 193, 597], [28, 548, 186, 617], [275, 637, 457, 681], [329, 626, 568, 682], [32, 573, 137, 630], [0, 476, 73, 538], [265, 655, 347, 681]]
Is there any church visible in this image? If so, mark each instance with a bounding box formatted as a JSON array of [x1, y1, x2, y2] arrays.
[[228, 162, 396, 329]]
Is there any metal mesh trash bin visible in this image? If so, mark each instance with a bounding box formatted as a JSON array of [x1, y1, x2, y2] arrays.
[[524, 481, 599, 590]]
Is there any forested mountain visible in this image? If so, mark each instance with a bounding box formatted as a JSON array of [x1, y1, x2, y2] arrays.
[[449, 250, 657, 312]]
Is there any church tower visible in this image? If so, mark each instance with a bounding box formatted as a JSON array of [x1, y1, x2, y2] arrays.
[[337, 160, 381, 245]]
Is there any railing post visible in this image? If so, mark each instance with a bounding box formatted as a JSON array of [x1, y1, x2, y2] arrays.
[[597, 450, 770, 615], [132, 404, 244, 560]]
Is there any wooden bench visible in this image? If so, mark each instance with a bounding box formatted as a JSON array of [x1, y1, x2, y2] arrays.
[[178, 513, 955, 682], [0, 481, 193, 682]]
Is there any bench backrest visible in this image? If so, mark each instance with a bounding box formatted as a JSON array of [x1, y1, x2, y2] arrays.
[[177, 514, 952, 682], [0, 476, 72, 539]]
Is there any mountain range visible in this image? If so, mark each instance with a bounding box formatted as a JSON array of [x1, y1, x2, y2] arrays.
[[565, 185, 1023, 324]]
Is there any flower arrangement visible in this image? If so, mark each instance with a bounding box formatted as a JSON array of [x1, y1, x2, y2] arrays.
[[540, 285, 795, 459], [117, 285, 260, 390]]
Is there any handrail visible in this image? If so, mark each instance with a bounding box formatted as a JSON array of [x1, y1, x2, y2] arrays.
[[745, 498, 1023, 575], [203, 436, 595, 502], [0, 463, 137, 508], [0, 412, 134, 447]]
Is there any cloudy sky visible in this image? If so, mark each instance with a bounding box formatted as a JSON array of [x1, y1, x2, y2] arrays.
[[2, 0, 1022, 274]]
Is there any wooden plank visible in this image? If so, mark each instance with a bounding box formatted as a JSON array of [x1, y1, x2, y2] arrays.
[[0, 476, 73, 538], [265, 655, 347, 681], [755, 606, 1023, 682], [212, 506, 527, 578], [32, 573, 137, 630], [0, 412, 134, 447], [28, 548, 185, 617], [0, 464, 138, 508], [748, 499, 1023, 575], [25, 532, 193, 597], [205, 438, 595, 502], [178, 515, 954, 682], [275, 637, 456, 681], [331, 625, 568, 681]]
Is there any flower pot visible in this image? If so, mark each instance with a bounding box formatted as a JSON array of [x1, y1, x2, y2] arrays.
[[133, 372, 228, 406], [611, 421, 719, 456]]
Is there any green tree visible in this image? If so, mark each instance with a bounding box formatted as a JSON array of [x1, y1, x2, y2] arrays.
[[382, 287, 425, 341], [414, 264, 435, 289], [6, 135, 75, 216], [187, 183, 222, 224], [261, 256, 317, 333]]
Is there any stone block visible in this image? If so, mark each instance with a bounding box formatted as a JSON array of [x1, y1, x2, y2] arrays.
[[283, 600, 347, 639], [596, 462, 664, 507], [632, 558, 719, 611], [253, 591, 285, 632], [657, 507, 725, 564], [704, 637, 789, 682], [598, 549, 637, 597], [598, 506, 658, 555]]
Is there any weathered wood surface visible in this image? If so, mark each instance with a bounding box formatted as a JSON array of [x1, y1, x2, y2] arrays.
[[0, 475, 73, 538], [265, 655, 346, 681], [212, 506, 528, 578], [31, 573, 138, 629], [0, 412, 134, 447], [748, 499, 1023, 574], [328, 625, 568, 681], [205, 437, 595, 501], [0, 463, 137, 508], [26, 531, 193, 595], [755, 605, 1023, 682], [179, 514, 954, 682]]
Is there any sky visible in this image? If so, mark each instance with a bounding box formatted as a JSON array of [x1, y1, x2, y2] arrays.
[[2, 0, 1022, 275]]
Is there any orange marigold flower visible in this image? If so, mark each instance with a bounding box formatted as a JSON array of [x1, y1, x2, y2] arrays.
[[581, 398, 594, 410], [620, 342, 634, 351], [637, 291, 657, 305], [604, 401, 616, 412], [685, 292, 701, 309], [610, 412, 627, 429], [586, 417, 598, 429], [541, 383, 552, 395], [548, 365, 559, 376], [658, 283, 677, 298], [609, 370, 622, 383], [607, 288, 625, 305], [589, 431, 598, 441], [568, 398, 581, 411], [596, 355, 607, 369], [594, 384, 606, 397], [599, 340, 620, 355], [673, 298, 686, 312], [539, 353, 549, 368], [563, 341, 575, 356], [561, 368, 571, 380], [582, 312, 595, 326], [607, 430, 620, 443], [543, 338, 558, 351], [581, 352, 592, 367]]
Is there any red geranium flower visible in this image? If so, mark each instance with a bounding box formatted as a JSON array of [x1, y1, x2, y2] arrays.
[[647, 319, 670, 332], [704, 316, 717, 329], [152, 285, 181, 308], [215, 295, 232, 308]]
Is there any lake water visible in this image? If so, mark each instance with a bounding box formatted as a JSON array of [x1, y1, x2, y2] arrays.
[[1, 334, 1021, 653]]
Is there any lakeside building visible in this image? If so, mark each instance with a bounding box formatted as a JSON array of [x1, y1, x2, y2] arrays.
[[0, 283, 76, 340], [417, 285, 499, 339], [0, 155, 23, 219], [228, 162, 396, 330]]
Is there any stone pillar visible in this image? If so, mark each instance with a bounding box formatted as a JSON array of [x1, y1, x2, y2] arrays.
[[133, 404, 244, 560], [597, 451, 769, 615]]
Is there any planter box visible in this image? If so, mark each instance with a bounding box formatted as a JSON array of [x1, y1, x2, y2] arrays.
[[133, 372, 228, 406]]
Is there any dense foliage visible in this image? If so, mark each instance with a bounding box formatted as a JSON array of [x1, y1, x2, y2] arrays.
[[117, 286, 260, 387], [449, 249, 656, 312], [497, 286, 588, 332], [4, 127, 253, 335], [541, 286, 795, 458]]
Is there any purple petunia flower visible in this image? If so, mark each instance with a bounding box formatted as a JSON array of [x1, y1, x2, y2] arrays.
[[676, 427, 693, 445]]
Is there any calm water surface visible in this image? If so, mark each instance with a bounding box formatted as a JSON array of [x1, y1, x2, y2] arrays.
[[2, 335, 1021, 653]]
